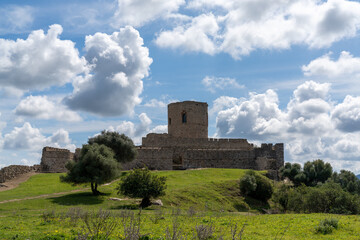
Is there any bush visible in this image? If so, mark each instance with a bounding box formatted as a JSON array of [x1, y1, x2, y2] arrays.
[[315, 218, 339, 234], [239, 171, 273, 202], [118, 168, 167, 208], [273, 181, 360, 214]]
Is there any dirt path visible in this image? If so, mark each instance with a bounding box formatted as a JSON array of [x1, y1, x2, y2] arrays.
[[0, 172, 39, 192], [0, 177, 119, 204]]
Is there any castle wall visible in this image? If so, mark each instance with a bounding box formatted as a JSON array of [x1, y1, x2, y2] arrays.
[[122, 147, 173, 170], [40, 147, 74, 173], [168, 101, 208, 138], [142, 134, 253, 150], [0, 165, 40, 183]]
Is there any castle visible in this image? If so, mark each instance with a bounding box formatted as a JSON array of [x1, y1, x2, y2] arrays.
[[38, 101, 284, 178]]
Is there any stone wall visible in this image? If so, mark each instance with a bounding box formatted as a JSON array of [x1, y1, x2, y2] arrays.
[[122, 147, 173, 170], [168, 101, 208, 138], [142, 133, 253, 150], [40, 146, 74, 173], [0, 165, 40, 183]]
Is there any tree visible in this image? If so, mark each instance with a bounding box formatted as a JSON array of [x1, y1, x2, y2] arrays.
[[280, 160, 332, 186], [332, 170, 360, 195], [117, 168, 167, 208], [280, 162, 305, 186], [61, 144, 121, 195], [88, 130, 137, 163], [303, 159, 332, 186]]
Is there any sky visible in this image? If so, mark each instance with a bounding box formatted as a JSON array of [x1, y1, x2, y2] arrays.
[[0, 0, 360, 173]]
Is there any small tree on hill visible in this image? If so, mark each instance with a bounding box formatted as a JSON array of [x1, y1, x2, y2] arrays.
[[117, 168, 167, 208], [88, 130, 137, 163], [61, 144, 121, 195]]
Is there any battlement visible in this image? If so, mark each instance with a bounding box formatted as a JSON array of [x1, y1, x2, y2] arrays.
[[42, 146, 71, 152]]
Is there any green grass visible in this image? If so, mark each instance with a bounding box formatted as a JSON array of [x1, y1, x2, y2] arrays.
[[0, 173, 87, 202], [1, 169, 359, 239]]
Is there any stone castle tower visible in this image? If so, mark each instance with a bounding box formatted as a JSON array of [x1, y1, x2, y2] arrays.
[[168, 101, 208, 139]]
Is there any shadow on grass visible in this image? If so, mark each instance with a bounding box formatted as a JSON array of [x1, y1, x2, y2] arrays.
[[49, 192, 110, 206], [243, 196, 270, 213]]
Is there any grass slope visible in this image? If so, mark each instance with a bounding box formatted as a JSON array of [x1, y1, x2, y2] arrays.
[[1, 169, 360, 239]]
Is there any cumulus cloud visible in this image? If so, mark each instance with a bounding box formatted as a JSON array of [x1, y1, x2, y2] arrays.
[[64, 26, 152, 116], [202, 76, 244, 93], [3, 122, 75, 151], [302, 51, 360, 78], [331, 95, 360, 132], [214, 80, 360, 171], [15, 95, 82, 122], [0, 5, 33, 32], [155, 13, 219, 55], [112, 0, 185, 27], [0, 24, 86, 91], [156, 0, 360, 59], [106, 113, 166, 145]]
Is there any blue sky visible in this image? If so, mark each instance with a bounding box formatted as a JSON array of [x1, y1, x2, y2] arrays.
[[1, 0, 360, 173]]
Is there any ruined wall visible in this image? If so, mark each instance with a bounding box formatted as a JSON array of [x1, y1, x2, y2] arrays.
[[0, 165, 40, 183], [168, 101, 208, 139], [40, 147, 74, 173]]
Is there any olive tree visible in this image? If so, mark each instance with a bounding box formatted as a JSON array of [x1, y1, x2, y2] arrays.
[[60, 144, 121, 195], [88, 130, 136, 163], [118, 168, 167, 208]]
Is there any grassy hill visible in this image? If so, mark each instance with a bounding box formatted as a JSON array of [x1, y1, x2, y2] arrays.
[[0, 168, 256, 212], [1, 169, 360, 239]]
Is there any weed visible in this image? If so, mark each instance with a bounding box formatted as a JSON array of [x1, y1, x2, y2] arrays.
[[165, 210, 184, 240], [41, 210, 56, 223], [78, 209, 117, 239], [120, 210, 141, 240], [194, 223, 215, 240], [150, 208, 165, 224], [315, 218, 339, 235], [230, 222, 247, 240]]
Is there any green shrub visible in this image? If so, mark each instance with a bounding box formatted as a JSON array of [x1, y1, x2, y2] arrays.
[[239, 174, 257, 195], [239, 171, 273, 202], [315, 218, 339, 234]]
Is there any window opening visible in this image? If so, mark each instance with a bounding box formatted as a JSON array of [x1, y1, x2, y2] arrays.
[[182, 112, 187, 123]]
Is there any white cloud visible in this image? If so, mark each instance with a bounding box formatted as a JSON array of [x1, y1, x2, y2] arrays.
[[302, 51, 360, 78], [202, 76, 244, 93], [155, 13, 219, 55], [214, 80, 360, 171], [15, 95, 82, 122], [3, 122, 75, 151], [0, 5, 33, 32], [216, 89, 285, 139], [144, 99, 167, 108], [332, 95, 360, 132], [106, 113, 167, 145], [0, 25, 87, 91], [112, 0, 185, 27], [65, 26, 153, 116], [156, 0, 360, 59], [144, 96, 178, 108]]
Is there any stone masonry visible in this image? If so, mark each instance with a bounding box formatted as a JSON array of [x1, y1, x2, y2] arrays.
[[0, 165, 40, 183], [40, 147, 75, 173]]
